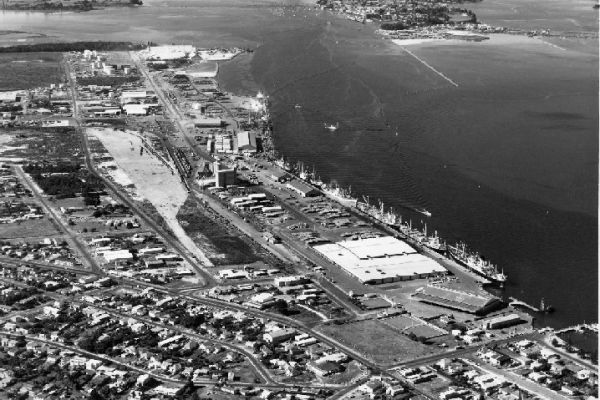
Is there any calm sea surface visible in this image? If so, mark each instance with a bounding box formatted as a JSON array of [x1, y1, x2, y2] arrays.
[[1, 0, 597, 330]]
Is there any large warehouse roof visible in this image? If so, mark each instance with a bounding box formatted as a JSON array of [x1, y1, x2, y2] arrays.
[[339, 236, 416, 259], [237, 131, 257, 150], [313, 237, 446, 284], [413, 285, 501, 315]]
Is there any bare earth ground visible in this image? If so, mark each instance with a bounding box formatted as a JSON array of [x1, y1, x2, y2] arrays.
[[0, 133, 24, 163], [86, 127, 213, 267]]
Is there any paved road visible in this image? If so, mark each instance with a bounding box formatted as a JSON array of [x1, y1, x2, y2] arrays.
[[464, 358, 570, 400], [129, 52, 216, 164], [177, 293, 438, 399], [13, 167, 103, 275], [534, 334, 597, 371], [388, 333, 537, 369]]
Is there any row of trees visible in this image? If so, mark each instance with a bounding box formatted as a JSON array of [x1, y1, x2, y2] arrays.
[[24, 163, 105, 200], [0, 41, 147, 53], [77, 75, 140, 88]]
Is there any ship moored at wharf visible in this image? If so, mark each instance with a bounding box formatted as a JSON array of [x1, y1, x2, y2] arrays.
[[447, 242, 507, 285], [274, 156, 507, 286]]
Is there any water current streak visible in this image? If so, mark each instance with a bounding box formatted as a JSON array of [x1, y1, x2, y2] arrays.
[[400, 46, 459, 88]]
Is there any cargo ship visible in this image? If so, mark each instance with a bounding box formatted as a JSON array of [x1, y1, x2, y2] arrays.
[[322, 182, 358, 208], [422, 225, 447, 253], [447, 242, 507, 285], [357, 197, 398, 225]]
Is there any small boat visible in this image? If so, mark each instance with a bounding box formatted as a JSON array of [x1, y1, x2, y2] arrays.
[[324, 122, 339, 131], [417, 209, 432, 217], [295, 104, 302, 109]]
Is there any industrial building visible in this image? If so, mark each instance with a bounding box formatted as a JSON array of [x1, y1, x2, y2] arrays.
[[263, 328, 296, 344], [0, 91, 25, 103], [274, 275, 308, 288], [270, 171, 289, 183], [313, 236, 447, 284], [194, 118, 225, 128], [236, 131, 257, 154], [286, 180, 320, 197], [483, 313, 523, 329], [214, 162, 236, 188], [121, 90, 154, 104], [122, 104, 149, 116], [413, 285, 502, 315]]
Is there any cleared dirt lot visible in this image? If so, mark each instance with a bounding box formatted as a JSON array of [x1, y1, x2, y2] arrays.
[[87, 127, 213, 266]]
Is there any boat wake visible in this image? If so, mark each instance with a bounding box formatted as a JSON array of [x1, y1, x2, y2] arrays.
[[417, 208, 432, 217]]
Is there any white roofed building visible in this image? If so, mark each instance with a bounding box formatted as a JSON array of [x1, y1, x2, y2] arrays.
[[236, 131, 257, 154], [313, 236, 446, 284]]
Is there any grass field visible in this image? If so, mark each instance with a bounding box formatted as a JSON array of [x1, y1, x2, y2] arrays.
[[0, 53, 64, 90], [319, 319, 436, 365], [0, 218, 60, 239]]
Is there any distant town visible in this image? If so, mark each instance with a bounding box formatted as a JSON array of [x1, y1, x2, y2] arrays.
[[315, 0, 599, 41], [0, 41, 596, 400]]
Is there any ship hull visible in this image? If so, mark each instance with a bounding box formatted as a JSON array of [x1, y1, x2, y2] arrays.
[[322, 191, 358, 208], [424, 244, 447, 254], [447, 248, 506, 286]]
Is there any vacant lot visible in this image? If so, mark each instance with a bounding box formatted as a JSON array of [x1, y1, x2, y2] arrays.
[[0, 127, 82, 163], [319, 319, 436, 365], [177, 197, 262, 266], [0, 218, 59, 239], [0, 52, 64, 90]]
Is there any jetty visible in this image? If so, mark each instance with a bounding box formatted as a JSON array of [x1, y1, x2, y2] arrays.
[[556, 324, 598, 335], [508, 297, 540, 312]]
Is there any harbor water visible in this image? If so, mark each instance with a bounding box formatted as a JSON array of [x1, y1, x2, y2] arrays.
[[1, 0, 597, 330]]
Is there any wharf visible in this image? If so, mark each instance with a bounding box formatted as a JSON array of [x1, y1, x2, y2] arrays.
[[349, 205, 492, 286]]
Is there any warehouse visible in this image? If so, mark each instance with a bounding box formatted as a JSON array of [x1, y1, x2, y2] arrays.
[[313, 236, 446, 284], [122, 104, 148, 116], [413, 285, 502, 315], [484, 313, 523, 329], [236, 131, 257, 153], [270, 170, 289, 182], [0, 91, 25, 103], [121, 91, 150, 103], [286, 180, 319, 197], [194, 118, 225, 128]]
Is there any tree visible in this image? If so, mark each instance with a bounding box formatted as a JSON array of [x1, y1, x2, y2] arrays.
[[551, 338, 559, 347]]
